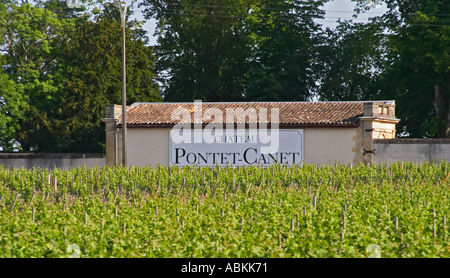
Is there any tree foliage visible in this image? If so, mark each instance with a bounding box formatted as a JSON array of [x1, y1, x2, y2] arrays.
[[0, 2, 27, 151], [141, 0, 254, 101], [55, 3, 161, 152], [383, 0, 450, 138], [318, 0, 450, 138], [317, 21, 389, 101], [0, 1, 160, 152], [0, 72, 26, 151], [140, 0, 327, 101], [2, 0, 449, 152], [246, 0, 326, 101]]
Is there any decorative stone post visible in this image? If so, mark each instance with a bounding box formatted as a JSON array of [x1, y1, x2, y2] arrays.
[[102, 104, 120, 166], [359, 101, 400, 165]]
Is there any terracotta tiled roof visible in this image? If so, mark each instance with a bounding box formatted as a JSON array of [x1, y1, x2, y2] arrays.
[[118, 101, 372, 127]]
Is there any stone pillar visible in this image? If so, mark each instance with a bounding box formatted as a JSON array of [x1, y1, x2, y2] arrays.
[[116, 127, 122, 166], [102, 104, 119, 166], [359, 101, 400, 165]]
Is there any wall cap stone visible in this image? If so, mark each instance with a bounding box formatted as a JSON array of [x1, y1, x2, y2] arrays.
[[0, 153, 105, 159], [374, 138, 450, 144]]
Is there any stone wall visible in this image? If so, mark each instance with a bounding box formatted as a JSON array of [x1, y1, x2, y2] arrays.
[[374, 139, 450, 164], [0, 153, 105, 169], [4, 138, 449, 168]]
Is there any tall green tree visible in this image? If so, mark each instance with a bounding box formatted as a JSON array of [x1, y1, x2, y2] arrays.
[[0, 1, 27, 151], [246, 0, 326, 101], [141, 0, 327, 102], [141, 0, 255, 101], [382, 0, 450, 138], [57, 3, 161, 152], [0, 73, 26, 151], [319, 0, 449, 138], [2, 2, 69, 151], [316, 21, 389, 101], [0, 1, 160, 152]]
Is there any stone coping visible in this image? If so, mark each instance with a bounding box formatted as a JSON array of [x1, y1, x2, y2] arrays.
[[0, 153, 105, 159], [374, 138, 450, 144]]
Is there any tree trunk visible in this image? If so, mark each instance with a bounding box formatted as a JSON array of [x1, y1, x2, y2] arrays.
[[447, 73, 450, 137], [434, 84, 450, 138], [447, 99, 450, 137]]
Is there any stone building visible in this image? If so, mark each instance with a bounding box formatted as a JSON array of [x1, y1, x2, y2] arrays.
[[102, 101, 399, 167]]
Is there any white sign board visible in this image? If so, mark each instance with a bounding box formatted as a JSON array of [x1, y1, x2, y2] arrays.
[[169, 129, 303, 166]]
